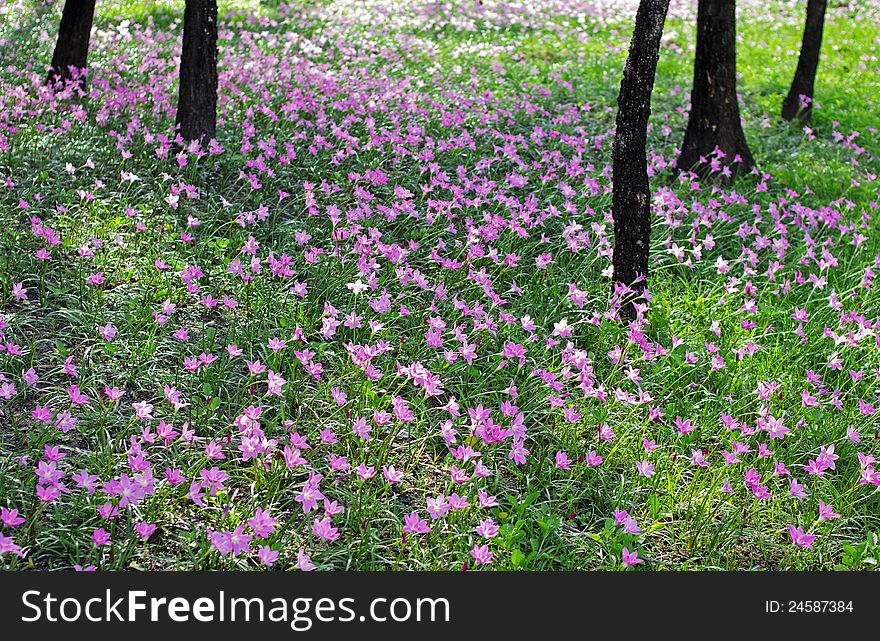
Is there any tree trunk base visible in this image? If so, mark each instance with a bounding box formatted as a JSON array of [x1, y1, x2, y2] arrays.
[[176, 0, 219, 143], [46, 0, 96, 87], [611, 0, 671, 322], [676, 0, 755, 180], [781, 0, 826, 123]]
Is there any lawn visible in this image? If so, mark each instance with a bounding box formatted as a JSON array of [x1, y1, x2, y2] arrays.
[[1, 0, 879, 570]]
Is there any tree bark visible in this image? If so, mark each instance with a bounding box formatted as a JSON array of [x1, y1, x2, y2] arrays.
[[176, 0, 218, 142], [782, 0, 826, 121], [47, 0, 97, 85], [676, 0, 754, 178], [611, 0, 671, 320]]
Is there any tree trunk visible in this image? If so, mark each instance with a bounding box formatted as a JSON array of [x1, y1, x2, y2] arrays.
[[782, 0, 826, 121], [176, 0, 218, 142], [611, 0, 671, 320], [676, 0, 754, 178], [47, 0, 96, 85]]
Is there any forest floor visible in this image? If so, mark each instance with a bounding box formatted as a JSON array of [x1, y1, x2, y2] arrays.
[[1, 0, 880, 570]]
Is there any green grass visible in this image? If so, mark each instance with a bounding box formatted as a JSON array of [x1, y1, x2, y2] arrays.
[[0, 0, 879, 571]]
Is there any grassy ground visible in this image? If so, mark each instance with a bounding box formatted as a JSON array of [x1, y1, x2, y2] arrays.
[[1, 0, 879, 570]]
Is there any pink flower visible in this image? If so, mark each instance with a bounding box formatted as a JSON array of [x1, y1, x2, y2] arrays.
[[691, 449, 709, 467], [675, 416, 696, 435], [0, 507, 26, 528], [765, 414, 789, 440], [622, 547, 643, 567], [622, 516, 641, 535], [426, 495, 450, 520], [474, 518, 499, 539], [402, 511, 432, 535], [555, 451, 572, 470], [98, 323, 117, 341], [352, 417, 371, 441], [312, 516, 339, 542], [356, 463, 376, 481], [85, 272, 106, 286], [508, 440, 529, 465], [132, 401, 154, 421], [787, 525, 816, 549], [477, 490, 498, 509], [382, 465, 403, 483], [818, 501, 840, 521], [296, 548, 316, 571], [295, 483, 324, 514], [11, 282, 28, 301], [636, 460, 655, 478], [0, 534, 25, 558], [135, 522, 156, 541], [470, 543, 494, 565], [248, 507, 277, 538], [789, 479, 808, 501], [257, 545, 280, 567], [535, 253, 553, 270], [92, 528, 111, 547], [31, 405, 53, 424]]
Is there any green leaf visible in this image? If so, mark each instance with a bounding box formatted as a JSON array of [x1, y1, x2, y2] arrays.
[[647, 493, 660, 518], [511, 548, 525, 567], [669, 345, 686, 365]]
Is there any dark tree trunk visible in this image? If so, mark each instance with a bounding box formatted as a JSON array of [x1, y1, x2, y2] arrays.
[[611, 0, 671, 320], [782, 0, 827, 121], [676, 0, 754, 178], [176, 0, 218, 142], [47, 0, 96, 85]]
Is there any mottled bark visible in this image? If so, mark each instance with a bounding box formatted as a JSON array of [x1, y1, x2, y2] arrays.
[[782, 0, 826, 121], [612, 0, 671, 320], [176, 0, 218, 142], [47, 0, 96, 85], [677, 0, 754, 178]]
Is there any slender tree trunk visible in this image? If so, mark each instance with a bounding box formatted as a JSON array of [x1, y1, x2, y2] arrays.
[[176, 0, 218, 142], [47, 0, 97, 85], [782, 0, 826, 121], [611, 0, 671, 320], [676, 0, 754, 178]]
